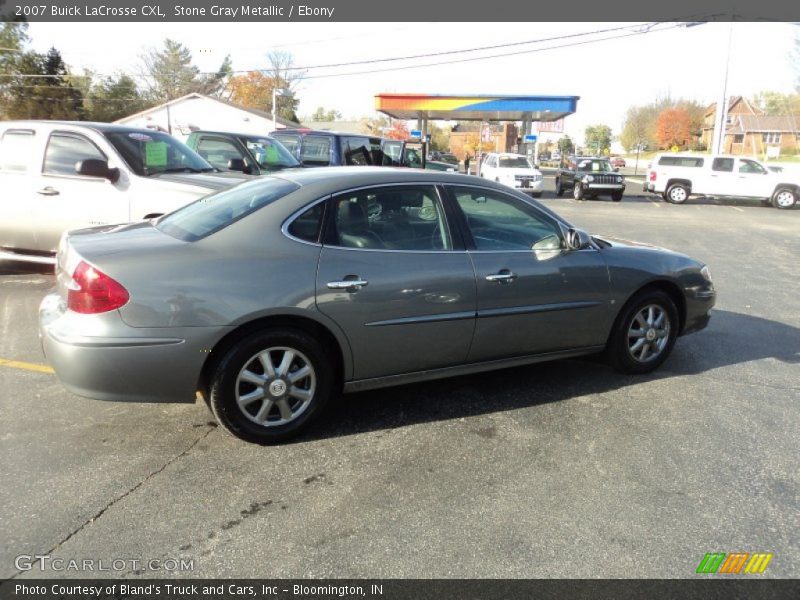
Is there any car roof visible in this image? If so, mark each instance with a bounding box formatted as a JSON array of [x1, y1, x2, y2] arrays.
[[190, 130, 280, 139], [0, 120, 167, 135], [276, 128, 380, 139]]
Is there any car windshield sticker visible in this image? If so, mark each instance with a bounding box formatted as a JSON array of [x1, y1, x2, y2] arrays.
[[128, 132, 153, 142], [144, 141, 168, 167]]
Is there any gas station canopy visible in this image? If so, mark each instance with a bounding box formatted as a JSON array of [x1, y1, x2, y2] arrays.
[[375, 93, 580, 122]]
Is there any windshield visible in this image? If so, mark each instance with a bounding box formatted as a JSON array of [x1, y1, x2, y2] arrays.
[[104, 130, 213, 176], [156, 177, 300, 242], [242, 137, 299, 170], [499, 156, 533, 169], [577, 159, 614, 173]]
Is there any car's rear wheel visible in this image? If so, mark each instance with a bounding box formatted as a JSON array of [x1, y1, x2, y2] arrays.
[[771, 187, 797, 209], [555, 178, 564, 197], [573, 182, 584, 200], [607, 289, 678, 374], [611, 192, 623, 202], [209, 329, 333, 444], [666, 183, 689, 204]]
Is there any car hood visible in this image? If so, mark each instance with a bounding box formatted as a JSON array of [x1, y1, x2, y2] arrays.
[[148, 171, 248, 191], [594, 235, 668, 251]]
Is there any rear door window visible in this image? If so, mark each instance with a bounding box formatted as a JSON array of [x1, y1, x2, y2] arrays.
[[711, 158, 734, 172], [43, 132, 106, 176], [272, 133, 300, 155], [0, 130, 35, 173], [341, 136, 372, 166], [300, 136, 332, 166]]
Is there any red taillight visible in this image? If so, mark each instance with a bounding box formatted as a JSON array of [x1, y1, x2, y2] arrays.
[[649, 171, 657, 181], [67, 261, 129, 314]]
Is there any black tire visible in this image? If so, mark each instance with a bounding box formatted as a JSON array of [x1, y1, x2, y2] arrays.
[[611, 192, 623, 202], [665, 183, 689, 204], [606, 288, 679, 374], [555, 178, 564, 197], [531, 192, 543, 198], [573, 182, 584, 200], [209, 328, 334, 444], [771, 187, 797, 209]]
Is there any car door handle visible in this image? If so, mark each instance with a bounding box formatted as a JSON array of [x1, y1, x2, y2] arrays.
[[327, 279, 369, 291], [485, 270, 517, 283], [37, 187, 60, 196]]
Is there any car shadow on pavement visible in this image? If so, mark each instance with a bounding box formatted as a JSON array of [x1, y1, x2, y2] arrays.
[[299, 309, 799, 443]]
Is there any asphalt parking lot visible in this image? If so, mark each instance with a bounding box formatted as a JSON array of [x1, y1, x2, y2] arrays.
[[1, 177, 798, 579]]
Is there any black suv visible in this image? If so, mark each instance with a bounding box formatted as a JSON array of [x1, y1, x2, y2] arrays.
[[556, 156, 626, 202]]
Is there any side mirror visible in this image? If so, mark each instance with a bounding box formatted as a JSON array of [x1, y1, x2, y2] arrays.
[[566, 228, 592, 251], [227, 158, 247, 172], [76, 159, 119, 183]]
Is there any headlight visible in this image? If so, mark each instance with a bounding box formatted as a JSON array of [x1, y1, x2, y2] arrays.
[[583, 175, 594, 183], [700, 265, 713, 283]]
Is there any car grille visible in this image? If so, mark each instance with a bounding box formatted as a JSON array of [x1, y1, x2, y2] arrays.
[[593, 175, 620, 184], [514, 174, 542, 182]]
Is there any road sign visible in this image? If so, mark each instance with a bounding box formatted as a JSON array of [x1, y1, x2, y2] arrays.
[[524, 134, 538, 143], [410, 129, 422, 138]]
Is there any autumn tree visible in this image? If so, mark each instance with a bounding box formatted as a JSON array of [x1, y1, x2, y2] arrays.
[[557, 135, 574, 155], [655, 108, 692, 149], [620, 105, 653, 152], [227, 51, 303, 122], [383, 120, 409, 140], [752, 90, 800, 116]]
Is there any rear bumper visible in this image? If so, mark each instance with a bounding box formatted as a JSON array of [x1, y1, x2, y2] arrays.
[[681, 284, 716, 335], [39, 293, 226, 403]]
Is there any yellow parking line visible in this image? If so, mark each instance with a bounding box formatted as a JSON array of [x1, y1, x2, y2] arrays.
[[0, 357, 54, 374], [731, 206, 745, 212]]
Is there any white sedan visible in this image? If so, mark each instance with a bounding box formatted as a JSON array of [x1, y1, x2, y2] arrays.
[[480, 153, 544, 197]]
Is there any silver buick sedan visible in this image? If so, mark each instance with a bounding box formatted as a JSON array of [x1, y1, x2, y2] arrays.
[[39, 167, 715, 443]]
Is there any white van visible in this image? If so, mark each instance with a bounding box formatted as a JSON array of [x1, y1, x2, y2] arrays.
[[643, 153, 798, 209], [479, 152, 544, 197], [0, 121, 246, 263]]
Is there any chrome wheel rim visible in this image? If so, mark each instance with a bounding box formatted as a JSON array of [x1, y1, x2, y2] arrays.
[[573, 184, 581, 199], [670, 187, 687, 202], [235, 346, 316, 427], [627, 304, 670, 363], [775, 191, 795, 208]]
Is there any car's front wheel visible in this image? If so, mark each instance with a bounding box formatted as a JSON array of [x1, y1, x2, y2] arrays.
[[771, 187, 797, 209], [611, 191, 623, 202], [573, 182, 584, 200], [607, 289, 679, 374], [555, 178, 564, 197], [208, 328, 334, 444]]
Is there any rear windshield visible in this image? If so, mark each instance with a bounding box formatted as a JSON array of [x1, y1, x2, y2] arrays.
[[156, 177, 300, 242]]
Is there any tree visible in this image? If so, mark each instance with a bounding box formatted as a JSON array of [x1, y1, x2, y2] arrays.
[[2, 47, 85, 120], [793, 32, 800, 92], [557, 135, 574, 154], [227, 51, 303, 122], [619, 105, 651, 152], [86, 74, 147, 122], [752, 91, 800, 116], [383, 120, 409, 141], [310, 106, 342, 121], [584, 124, 612, 154], [655, 108, 692, 149], [429, 123, 450, 151], [140, 39, 230, 102]]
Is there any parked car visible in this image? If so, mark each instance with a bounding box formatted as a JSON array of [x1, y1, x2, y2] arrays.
[[609, 157, 627, 168], [429, 151, 459, 165], [381, 140, 457, 172], [0, 121, 246, 263], [185, 131, 300, 174], [556, 156, 626, 201], [479, 152, 544, 197], [40, 167, 715, 444], [271, 129, 383, 167], [644, 153, 798, 209]]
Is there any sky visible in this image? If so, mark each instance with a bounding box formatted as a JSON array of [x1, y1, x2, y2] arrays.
[[25, 21, 799, 142]]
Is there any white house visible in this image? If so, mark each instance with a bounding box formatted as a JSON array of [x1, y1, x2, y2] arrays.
[[114, 93, 299, 141]]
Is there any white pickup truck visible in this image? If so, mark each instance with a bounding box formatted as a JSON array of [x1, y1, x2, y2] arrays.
[[0, 121, 246, 263], [643, 153, 798, 209]]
